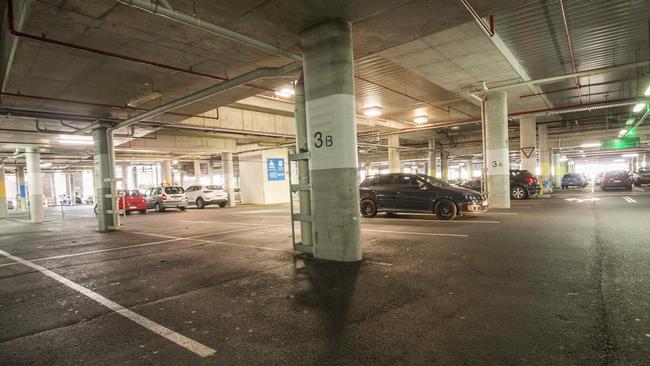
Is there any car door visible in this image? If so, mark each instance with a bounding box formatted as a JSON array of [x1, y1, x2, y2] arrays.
[[396, 175, 432, 212], [185, 186, 196, 203], [372, 175, 398, 210]]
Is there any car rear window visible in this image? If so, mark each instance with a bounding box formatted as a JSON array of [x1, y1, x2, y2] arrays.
[[129, 190, 142, 197], [606, 171, 627, 178], [206, 185, 223, 190], [164, 187, 185, 194]]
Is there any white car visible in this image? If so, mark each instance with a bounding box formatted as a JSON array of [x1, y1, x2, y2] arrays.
[[185, 185, 228, 209]]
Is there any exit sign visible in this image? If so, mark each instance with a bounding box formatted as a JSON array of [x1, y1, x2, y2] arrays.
[[601, 137, 641, 150]]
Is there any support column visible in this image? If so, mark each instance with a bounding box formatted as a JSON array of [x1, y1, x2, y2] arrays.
[[484, 90, 510, 208], [465, 159, 474, 179], [69, 173, 77, 206], [440, 151, 449, 182], [388, 134, 400, 173], [161, 161, 172, 186], [0, 161, 7, 219], [553, 152, 564, 188], [132, 166, 139, 190], [193, 160, 202, 185], [223, 152, 235, 207], [121, 165, 129, 190], [294, 75, 313, 247], [428, 137, 436, 177], [92, 124, 115, 232], [15, 166, 27, 212], [519, 117, 537, 173], [538, 124, 551, 193], [302, 18, 361, 262], [25, 147, 44, 222], [207, 160, 215, 185]]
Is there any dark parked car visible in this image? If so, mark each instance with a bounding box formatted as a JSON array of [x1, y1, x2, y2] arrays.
[[633, 167, 650, 186], [458, 169, 540, 200], [359, 173, 488, 220], [601, 170, 632, 191], [561, 173, 588, 189]]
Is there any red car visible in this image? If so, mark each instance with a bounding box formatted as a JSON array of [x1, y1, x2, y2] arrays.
[[118, 190, 148, 214]]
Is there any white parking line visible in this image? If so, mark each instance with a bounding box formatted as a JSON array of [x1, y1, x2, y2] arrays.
[[233, 214, 289, 219], [0, 249, 216, 358], [179, 220, 276, 226], [363, 229, 468, 238], [623, 196, 637, 203], [633, 186, 645, 192], [364, 218, 499, 224]]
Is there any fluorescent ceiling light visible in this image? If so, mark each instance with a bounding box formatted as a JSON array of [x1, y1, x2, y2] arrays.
[[618, 129, 628, 138], [58, 135, 94, 145], [413, 116, 428, 124], [127, 91, 162, 107], [580, 143, 600, 148], [645, 85, 650, 96], [40, 162, 52, 168], [622, 153, 638, 157], [274, 87, 294, 98], [363, 107, 382, 117], [633, 103, 646, 113], [613, 159, 626, 162], [626, 118, 635, 125]]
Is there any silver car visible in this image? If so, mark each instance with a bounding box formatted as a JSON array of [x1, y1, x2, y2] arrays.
[[144, 186, 187, 212]]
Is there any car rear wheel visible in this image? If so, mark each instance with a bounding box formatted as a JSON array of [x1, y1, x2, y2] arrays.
[[155, 202, 164, 212], [179, 206, 186, 211], [511, 185, 527, 200], [434, 199, 457, 220], [140, 209, 147, 214], [196, 197, 205, 209], [218, 202, 227, 208], [360, 199, 377, 218]]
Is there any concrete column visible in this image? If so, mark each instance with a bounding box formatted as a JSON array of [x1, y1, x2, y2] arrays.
[[132, 166, 139, 190], [161, 161, 172, 186], [484, 90, 510, 208], [302, 18, 361, 262], [49, 173, 57, 206], [388, 134, 400, 173], [207, 160, 215, 185], [440, 151, 449, 182], [553, 152, 563, 188], [519, 117, 537, 173], [294, 75, 313, 247], [223, 152, 235, 207], [193, 160, 201, 185], [642, 153, 647, 168], [121, 165, 129, 190], [465, 159, 474, 179], [25, 147, 44, 222], [538, 124, 551, 193], [0, 161, 7, 219], [15, 166, 27, 212], [92, 124, 115, 232], [69, 173, 77, 206], [428, 137, 436, 177]]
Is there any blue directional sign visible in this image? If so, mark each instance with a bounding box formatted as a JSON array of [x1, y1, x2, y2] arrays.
[[267, 158, 285, 181]]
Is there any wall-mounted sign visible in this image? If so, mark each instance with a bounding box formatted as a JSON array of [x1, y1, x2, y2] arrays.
[[267, 158, 285, 181]]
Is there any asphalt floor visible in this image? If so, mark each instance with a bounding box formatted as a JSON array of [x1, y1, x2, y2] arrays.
[[0, 185, 649, 365]]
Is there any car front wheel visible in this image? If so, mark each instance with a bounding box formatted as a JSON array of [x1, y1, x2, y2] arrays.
[[155, 202, 164, 212], [434, 199, 457, 220], [196, 197, 205, 209], [511, 185, 527, 200], [360, 199, 377, 218]]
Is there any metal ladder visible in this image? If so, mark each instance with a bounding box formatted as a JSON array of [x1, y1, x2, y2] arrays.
[[288, 151, 314, 254]]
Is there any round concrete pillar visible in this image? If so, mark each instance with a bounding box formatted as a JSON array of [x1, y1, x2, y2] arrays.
[[484, 90, 510, 208], [223, 152, 236, 207], [519, 117, 537, 173], [25, 147, 44, 223]]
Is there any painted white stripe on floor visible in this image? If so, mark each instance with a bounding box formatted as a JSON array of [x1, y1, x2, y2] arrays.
[[623, 196, 637, 203], [0, 249, 216, 358], [179, 220, 274, 226], [363, 229, 468, 237], [466, 212, 519, 215], [364, 218, 499, 224], [233, 214, 289, 219]]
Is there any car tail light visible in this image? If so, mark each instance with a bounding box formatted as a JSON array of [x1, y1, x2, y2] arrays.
[[161, 193, 167, 201], [203, 190, 213, 193], [527, 177, 535, 184]]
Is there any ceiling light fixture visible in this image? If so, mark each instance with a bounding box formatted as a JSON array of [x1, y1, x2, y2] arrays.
[[633, 103, 646, 113], [580, 142, 600, 148], [622, 153, 638, 158], [618, 129, 628, 138], [40, 162, 53, 168], [127, 91, 162, 107], [274, 87, 294, 98], [58, 135, 94, 145], [363, 107, 382, 117], [644, 85, 650, 96], [413, 116, 428, 124]]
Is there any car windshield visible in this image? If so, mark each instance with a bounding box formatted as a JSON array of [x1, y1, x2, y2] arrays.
[[417, 174, 451, 187], [206, 185, 224, 190], [129, 190, 142, 197], [164, 187, 185, 194]]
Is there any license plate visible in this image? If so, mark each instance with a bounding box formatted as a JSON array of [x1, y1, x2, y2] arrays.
[[482, 201, 488, 206], [129, 206, 137, 209], [614, 180, 621, 183]]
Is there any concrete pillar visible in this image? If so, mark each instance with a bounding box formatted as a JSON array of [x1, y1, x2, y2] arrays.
[[49, 173, 57, 206], [207, 160, 215, 185], [643, 153, 647, 168], [121, 165, 129, 190], [440, 151, 449, 182], [161, 161, 172, 186], [538, 124, 551, 193], [428, 137, 436, 177], [484, 90, 510, 208], [302, 18, 361, 262], [294, 75, 313, 247], [193, 160, 201, 185], [519, 117, 537, 173], [223, 152, 235, 207], [25, 147, 44, 222], [553, 152, 563, 188], [132, 166, 139, 190], [69, 173, 77, 206], [15, 166, 27, 212], [465, 159, 473, 179], [0, 161, 7, 219], [388, 134, 400, 173], [92, 124, 115, 232]]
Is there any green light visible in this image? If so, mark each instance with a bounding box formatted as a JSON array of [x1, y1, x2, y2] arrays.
[[626, 129, 638, 137]]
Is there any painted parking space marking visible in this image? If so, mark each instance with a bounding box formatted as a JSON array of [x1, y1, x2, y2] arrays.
[[623, 196, 637, 203], [363, 218, 499, 224], [179, 220, 277, 226], [363, 229, 468, 238], [0, 249, 216, 358]]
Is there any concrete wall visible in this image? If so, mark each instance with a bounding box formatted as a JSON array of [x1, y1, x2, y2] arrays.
[[239, 148, 290, 204]]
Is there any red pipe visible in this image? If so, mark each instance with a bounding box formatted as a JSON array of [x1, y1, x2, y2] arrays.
[[519, 79, 629, 99], [1, 92, 220, 121], [5, 0, 273, 93], [559, 0, 582, 102], [508, 97, 635, 117]]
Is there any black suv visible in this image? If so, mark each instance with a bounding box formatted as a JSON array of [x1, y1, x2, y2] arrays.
[[359, 173, 487, 220], [633, 167, 650, 186], [458, 169, 540, 200]]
